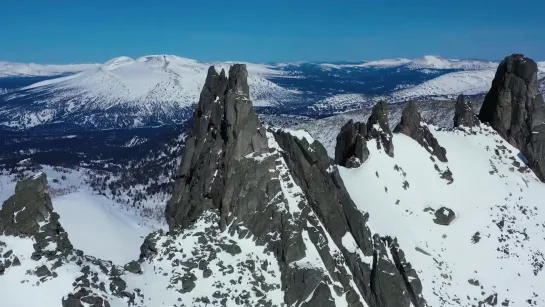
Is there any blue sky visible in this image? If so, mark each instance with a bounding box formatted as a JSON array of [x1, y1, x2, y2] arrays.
[[1, 0, 544, 64]]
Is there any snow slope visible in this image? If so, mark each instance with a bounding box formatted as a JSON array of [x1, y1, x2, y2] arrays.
[[0, 61, 98, 77], [0, 166, 155, 265], [329, 124, 545, 307], [392, 69, 496, 101]]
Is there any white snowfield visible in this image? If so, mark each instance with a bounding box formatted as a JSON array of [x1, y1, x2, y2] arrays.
[[338, 125, 545, 307], [0, 61, 99, 77]]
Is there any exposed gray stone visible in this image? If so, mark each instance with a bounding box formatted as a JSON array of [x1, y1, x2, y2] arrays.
[[454, 94, 480, 128], [479, 54, 545, 181], [335, 120, 369, 167], [434, 207, 456, 226], [394, 101, 448, 162], [161, 63, 426, 307], [124, 261, 142, 274], [367, 101, 394, 157]]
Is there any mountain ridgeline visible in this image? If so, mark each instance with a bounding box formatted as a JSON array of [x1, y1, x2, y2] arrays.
[[0, 54, 544, 307]]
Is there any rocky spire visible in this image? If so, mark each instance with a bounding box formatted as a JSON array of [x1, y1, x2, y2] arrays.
[[478, 54, 545, 181], [335, 119, 369, 167], [367, 100, 394, 157], [164, 65, 426, 306], [394, 101, 448, 162], [165, 64, 268, 231], [453, 94, 480, 128]]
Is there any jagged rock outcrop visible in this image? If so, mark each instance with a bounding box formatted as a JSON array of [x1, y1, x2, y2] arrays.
[[0, 174, 139, 307], [394, 101, 448, 162], [165, 65, 426, 306], [367, 101, 394, 157], [479, 54, 545, 181], [335, 120, 369, 167], [165, 65, 268, 231], [454, 94, 480, 128], [0, 173, 73, 258]]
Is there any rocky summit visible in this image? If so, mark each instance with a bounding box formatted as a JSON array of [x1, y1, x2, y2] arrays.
[[164, 64, 426, 306], [479, 54, 545, 181]]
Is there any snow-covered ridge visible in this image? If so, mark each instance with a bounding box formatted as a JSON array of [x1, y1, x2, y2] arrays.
[[357, 55, 498, 70], [392, 69, 497, 101], [0, 61, 99, 77], [392, 61, 545, 101]]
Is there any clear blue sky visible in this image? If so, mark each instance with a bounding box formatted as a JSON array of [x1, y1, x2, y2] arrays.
[[1, 0, 544, 64]]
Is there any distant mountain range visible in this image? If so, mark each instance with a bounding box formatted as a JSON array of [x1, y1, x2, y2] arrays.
[[1, 55, 544, 131]]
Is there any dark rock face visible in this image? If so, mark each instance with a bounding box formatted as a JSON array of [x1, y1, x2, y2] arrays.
[[394, 101, 448, 162], [367, 101, 394, 157], [164, 65, 426, 306], [335, 119, 369, 167], [433, 207, 456, 226], [165, 65, 268, 231], [454, 95, 480, 128], [479, 54, 545, 181], [0, 173, 73, 257]]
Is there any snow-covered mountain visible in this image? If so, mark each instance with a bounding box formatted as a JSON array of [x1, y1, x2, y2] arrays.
[[0, 55, 514, 131], [392, 60, 545, 101], [355, 55, 498, 70], [0, 61, 98, 78], [0, 55, 299, 129], [2, 57, 545, 306]]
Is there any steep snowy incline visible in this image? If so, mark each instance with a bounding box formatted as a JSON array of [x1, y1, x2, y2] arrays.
[[338, 124, 545, 307], [0, 61, 99, 77]]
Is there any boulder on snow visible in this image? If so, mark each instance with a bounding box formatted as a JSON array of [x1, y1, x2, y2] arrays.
[[454, 94, 480, 128], [394, 101, 448, 162], [335, 119, 369, 167], [479, 54, 545, 181], [433, 207, 456, 226]]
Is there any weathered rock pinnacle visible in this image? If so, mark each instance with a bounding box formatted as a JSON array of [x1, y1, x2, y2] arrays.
[[164, 65, 427, 306], [478, 54, 545, 181], [367, 101, 394, 157], [165, 64, 268, 231], [335, 119, 369, 167], [453, 94, 480, 128], [394, 101, 448, 162]]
